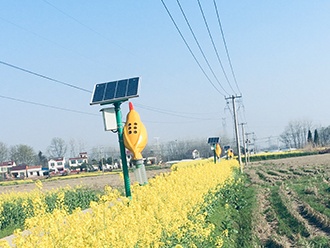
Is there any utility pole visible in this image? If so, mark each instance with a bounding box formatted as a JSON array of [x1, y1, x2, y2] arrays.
[[100, 148, 104, 174], [245, 132, 255, 164], [225, 95, 242, 172], [240, 123, 247, 167]]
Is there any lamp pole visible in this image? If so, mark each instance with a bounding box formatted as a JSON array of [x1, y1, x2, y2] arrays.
[[114, 101, 131, 198]]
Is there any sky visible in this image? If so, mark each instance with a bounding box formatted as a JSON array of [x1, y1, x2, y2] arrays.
[[1, 0, 330, 156]]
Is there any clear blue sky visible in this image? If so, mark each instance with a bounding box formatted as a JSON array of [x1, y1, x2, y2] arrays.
[[1, 1, 329, 155]]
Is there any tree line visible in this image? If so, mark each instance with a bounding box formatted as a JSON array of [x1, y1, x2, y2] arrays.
[[280, 118, 330, 148]]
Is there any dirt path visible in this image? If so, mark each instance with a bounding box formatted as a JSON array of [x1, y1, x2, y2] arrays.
[[0, 168, 171, 193]]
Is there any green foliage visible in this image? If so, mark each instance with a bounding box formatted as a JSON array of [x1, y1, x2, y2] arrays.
[[206, 171, 257, 247], [0, 186, 103, 236], [269, 187, 309, 239], [307, 130, 313, 143], [244, 150, 318, 163]]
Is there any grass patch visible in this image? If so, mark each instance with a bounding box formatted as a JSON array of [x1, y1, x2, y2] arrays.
[[267, 171, 279, 176], [207, 172, 258, 247], [269, 187, 309, 239], [0, 224, 24, 239], [256, 171, 267, 181]]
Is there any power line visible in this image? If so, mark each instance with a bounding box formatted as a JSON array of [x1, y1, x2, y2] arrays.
[[160, 0, 225, 96], [196, 0, 236, 95], [175, 0, 230, 96], [0, 60, 92, 93], [0, 17, 98, 64], [0, 94, 98, 116], [135, 103, 219, 120], [213, 0, 241, 94], [42, 0, 136, 57], [134, 103, 218, 116]]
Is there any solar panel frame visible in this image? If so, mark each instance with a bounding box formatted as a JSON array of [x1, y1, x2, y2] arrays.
[[207, 137, 219, 144], [90, 77, 140, 105]]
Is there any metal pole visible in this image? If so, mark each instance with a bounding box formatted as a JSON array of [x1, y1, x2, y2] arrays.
[[231, 96, 242, 172], [114, 102, 131, 198], [100, 149, 104, 175], [241, 123, 247, 167], [213, 144, 217, 164]]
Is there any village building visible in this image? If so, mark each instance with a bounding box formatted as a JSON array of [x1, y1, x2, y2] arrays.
[[48, 158, 66, 173], [26, 165, 43, 177], [68, 152, 88, 171], [0, 161, 16, 179], [11, 165, 28, 178]]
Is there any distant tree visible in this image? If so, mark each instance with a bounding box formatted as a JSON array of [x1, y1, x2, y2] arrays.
[[319, 126, 330, 146], [280, 119, 313, 148], [10, 144, 36, 165], [69, 138, 77, 158], [314, 129, 320, 146], [106, 157, 113, 165], [307, 130, 313, 144], [47, 137, 67, 158], [37, 151, 48, 168], [0, 142, 8, 163]]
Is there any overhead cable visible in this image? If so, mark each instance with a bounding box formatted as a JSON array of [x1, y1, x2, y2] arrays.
[[0, 60, 92, 93], [213, 0, 241, 94], [196, 0, 236, 95], [0, 94, 98, 116], [135, 103, 219, 120], [42, 0, 136, 57], [160, 0, 225, 96], [175, 0, 230, 95], [0, 17, 98, 63]]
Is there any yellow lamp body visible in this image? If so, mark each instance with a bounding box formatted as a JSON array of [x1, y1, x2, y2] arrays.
[[123, 103, 148, 160], [215, 143, 221, 158]]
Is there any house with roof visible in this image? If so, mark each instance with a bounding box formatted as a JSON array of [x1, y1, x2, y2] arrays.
[[26, 165, 42, 177], [0, 161, 16, 179], [48, 158, 66, 173], [69, 152, 88, 171], [11, 165, 28, 178]]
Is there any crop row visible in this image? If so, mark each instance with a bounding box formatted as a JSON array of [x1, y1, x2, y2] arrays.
[[0, 159, 242, 247], [242, 150, 318, 162]]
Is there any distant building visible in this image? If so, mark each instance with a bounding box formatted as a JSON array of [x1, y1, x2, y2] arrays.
[[48, 158, 66, 172], [186, 149, 200, 159], [11, 165, 28, 178], [0, 161, 16, 179], [69, 152, 88, 171], [26, 165, 42, 177]]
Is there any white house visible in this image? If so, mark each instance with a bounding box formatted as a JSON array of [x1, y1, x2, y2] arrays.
[[11, 165, 28, 178], [26, 165, 42, 177], [48, 158, 66, 172], [0, 161, 16, 179], [68, 152, 88, 171]]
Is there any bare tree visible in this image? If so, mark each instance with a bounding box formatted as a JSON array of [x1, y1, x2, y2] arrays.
[[69, 138, 77, 158], [319, 126, 330, 146], [0, 142, 8, 163], [78, 138, 86, 153], [280, 119, 313, 148], [10, 144, 36, 165], [47, 137, 67, 158]]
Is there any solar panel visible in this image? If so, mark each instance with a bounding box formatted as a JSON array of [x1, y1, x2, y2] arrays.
[[207, 137, 219, 144], [90, 77, 140, 105]]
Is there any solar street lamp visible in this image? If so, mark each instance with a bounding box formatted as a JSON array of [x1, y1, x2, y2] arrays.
[[208, 137, 220, 164], [91, 77, 140, 198]]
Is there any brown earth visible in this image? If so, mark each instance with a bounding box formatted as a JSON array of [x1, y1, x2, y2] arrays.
[[0, 168, 171, 193], [245, 153, 330, 247]]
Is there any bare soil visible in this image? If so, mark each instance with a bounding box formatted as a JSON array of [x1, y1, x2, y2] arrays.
[[0, 168, 171, 193], [246, 153, 330, 247]]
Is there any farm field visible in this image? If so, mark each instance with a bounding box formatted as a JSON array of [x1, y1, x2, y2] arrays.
[[0, 168, 171, 194], [245, 153, 330, 247], [1, 159, 249, 247]]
